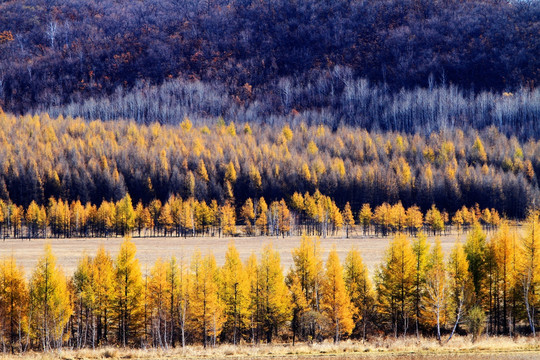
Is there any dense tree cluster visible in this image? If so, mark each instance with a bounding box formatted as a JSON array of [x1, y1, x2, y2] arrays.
[[3, 216, 540, 351], [0, 112, 538, 219], [0, 0, 539, 134], [0, 192, 502, 239]]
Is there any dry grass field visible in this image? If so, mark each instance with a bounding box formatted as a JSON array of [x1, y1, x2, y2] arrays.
[[2, 336, 540, 359], [0, 231, 479, 276]]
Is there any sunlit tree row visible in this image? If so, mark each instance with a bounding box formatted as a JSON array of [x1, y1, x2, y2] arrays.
[[0, 193, 501, 239], [0, 111, 537, 219], [2, 214, 540, 351]]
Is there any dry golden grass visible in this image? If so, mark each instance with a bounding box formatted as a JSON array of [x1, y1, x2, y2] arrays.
[[0, 231, 475, 276], [2, 336, 540, 360]]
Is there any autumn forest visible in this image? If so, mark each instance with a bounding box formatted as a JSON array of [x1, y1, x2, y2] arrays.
[[0, 111, 537, 225], [2, 218, 540, 351], [2, 0, 540, 354]]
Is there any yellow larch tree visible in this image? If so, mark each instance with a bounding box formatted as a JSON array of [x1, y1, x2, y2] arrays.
[[277, 199, 291, 237], [115, 194, 135, 236], [29, 244, 72, 350], [86, 203, 98, 237], [188, 250, 224, 347], [412, 232, 429, 337], [329, 202, 343, 236], [405, 205, 423, 235], [135, 201, 151, 236], [26, 200, 44, 238], [10, 204, 24, 238], [519, 211, 540, 336], [290, 235, 324, 312], [73, 253, 96, 348], [464, 222, 487, 304], [148, 199, 162, 236], [257, 244, 290, 343], [209, 200, 220, 235], [282, 125, 293, 142], [92, 246, 115, 345], [240, 198, 255, 236], [290, 192, 304, 213], [452, 210, 464, 234], [376, 233, 416, 337], [286, 271, 309, 345], [0, 256, 28, 353], [303, 193, 319, 235], [373, 203, 391, 236], [482, 208, 492, 228], [390, 202, 406, 233], [165, 256, 188, 347], [97, 200, 115, 236], [113, 238, 145, 346], [425, 204, 444, 235], [321, 247, 354, 342], [358, 203, 372, 235], [180, 117, 192, 132], [249, 165, 262, 191], [158, 202, 173, 236], [471, 136, 487, 164], [301, 163, 312, 183], [491, 221, 516, 335], [181, 199, 195, 237], [220, 202, 236, 236], [255, 197, 268, 236], [47, 198, 60, 236], [224, 161, 237, 200], [0, 199, 5, 237], [197, 159, 209, 182], [195, 200, 213, 235], [423, 238, 447, 341], [147, 258, 169, 347], [70, 200, 86, 237], [168, 195, 183, 236], [245, 252, 260, 343], [343, 202, 355, 238], [447, 239, 472, 342], [344, 248, 374, 340], [220, 243, 250, 344]]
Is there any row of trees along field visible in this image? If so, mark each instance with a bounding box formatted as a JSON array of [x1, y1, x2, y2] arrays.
[[0, 193, 502, 239], [0, 111, 538, 219], [2, 215, 540, 352]]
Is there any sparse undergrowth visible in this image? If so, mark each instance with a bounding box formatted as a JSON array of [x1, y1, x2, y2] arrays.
[[3, 336, 540, 360]]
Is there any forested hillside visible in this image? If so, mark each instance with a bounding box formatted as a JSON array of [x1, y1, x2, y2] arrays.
[[1, 0, 539, 135], [0, 111, 537, 219], [4, 0, 540, 353], [46, 76, 540, 137]]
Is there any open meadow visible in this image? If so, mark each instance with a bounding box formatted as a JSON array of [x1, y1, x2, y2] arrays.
[[0, 230, 482, 276], [2, 336, 540, 360]]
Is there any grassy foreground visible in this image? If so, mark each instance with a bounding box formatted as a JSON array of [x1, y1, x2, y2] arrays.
[[3, 337, 540, 360]]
